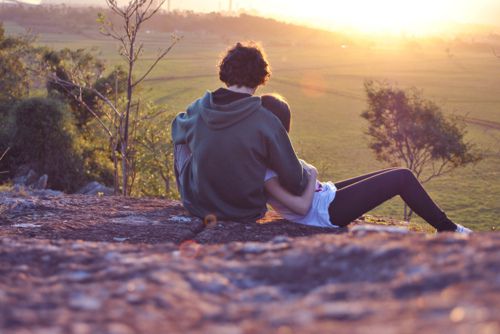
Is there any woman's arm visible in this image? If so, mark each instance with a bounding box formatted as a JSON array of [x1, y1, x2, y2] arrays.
[[264, 166, 317, 216]]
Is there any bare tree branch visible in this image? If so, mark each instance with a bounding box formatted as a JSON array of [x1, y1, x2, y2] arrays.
[[0, 147, 10, 162], [50, 76, 114, 137], [143, 0, 167, 22], [105, 0, 126, 16], [132, 37, 181, 87], [140, 108, 168, 121], [133, 43, 144, 62], [0, 147, 10, 175], [48, 74, 122, 119], [421, 159, 451, 184]]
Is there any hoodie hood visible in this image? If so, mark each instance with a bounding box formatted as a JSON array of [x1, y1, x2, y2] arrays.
[[197, 91, 262, 130]]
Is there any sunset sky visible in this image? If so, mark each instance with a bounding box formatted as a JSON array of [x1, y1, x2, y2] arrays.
[[17, 0, 500, 34]]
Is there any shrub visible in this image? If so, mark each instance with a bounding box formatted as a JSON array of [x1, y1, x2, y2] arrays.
[[8, 97, 87, 192]]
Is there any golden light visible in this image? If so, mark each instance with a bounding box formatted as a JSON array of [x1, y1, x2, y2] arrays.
[[326, 0, 449, 34], [265, 0, 469, 35]]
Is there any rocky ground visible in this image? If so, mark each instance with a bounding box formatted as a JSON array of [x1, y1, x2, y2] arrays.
[[0, 191, 499, 334]]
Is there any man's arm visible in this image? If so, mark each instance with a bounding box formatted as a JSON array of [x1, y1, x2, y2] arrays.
[[266, 125, 309, 195], [174, 144, 191, 175], [265, 166, 317, 215], [173, 144, 191, 194], [171, 99, 200, 145]]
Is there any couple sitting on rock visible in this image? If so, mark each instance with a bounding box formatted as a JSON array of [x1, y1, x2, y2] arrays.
[[172, 42, 471, 234]]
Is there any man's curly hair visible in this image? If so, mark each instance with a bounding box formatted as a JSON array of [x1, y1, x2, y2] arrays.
[[218, 42, 271, 89]]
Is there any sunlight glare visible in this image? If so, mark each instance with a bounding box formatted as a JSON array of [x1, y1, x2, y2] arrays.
[[274, 0, 458, 35]]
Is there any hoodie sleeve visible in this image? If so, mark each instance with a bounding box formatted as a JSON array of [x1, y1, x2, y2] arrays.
[[266, 125, 309, 196], [171, 100, 199, 145], [171, 112, 188, 145]]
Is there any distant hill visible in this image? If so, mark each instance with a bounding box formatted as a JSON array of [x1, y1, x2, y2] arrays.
[[0, 3, 344, 46]]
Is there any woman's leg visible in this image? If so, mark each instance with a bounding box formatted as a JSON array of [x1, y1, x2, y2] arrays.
[[328, 168, 457, 232], [334, 167, 399, 189]]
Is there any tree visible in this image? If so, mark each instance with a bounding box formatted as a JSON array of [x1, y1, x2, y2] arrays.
[[362, 80, 482, 220], [48, 0, 180, 196]]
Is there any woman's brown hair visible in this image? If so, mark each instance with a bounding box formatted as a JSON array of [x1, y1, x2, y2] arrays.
[[262, 94, 291, 133]]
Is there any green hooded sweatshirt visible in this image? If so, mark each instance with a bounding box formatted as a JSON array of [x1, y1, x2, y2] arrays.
[[171, 91, 308, 221]]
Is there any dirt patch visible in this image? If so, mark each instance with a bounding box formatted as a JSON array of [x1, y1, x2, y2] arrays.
[[0, 192, 498, 334]]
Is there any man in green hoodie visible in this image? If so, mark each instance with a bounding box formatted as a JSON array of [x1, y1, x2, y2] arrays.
[[172, 42, 309, 221]]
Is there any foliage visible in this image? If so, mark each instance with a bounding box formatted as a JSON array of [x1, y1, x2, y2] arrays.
[[129, 103, 177, 198], [97, 0, 180, 196], [8, 97, 88, 192], [0, 22, 36, 181], [43, 48, 106, 128], [47, 0, 180, 196], [0, 22, 35, 114], [0, 25, 114, 190], [362, 80, 482, 219], [41, 49, 132, 190], [43, 48, 129, 130], [0, 6, 179, 195], [78, 124, 115, 189]]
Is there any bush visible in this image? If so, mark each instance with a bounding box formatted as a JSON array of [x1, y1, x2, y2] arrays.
[[131, 104, 177, 198], [8, 97, 87, 192]]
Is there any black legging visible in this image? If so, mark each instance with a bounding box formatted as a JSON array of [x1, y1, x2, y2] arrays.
[[328, 167, 457, 232]]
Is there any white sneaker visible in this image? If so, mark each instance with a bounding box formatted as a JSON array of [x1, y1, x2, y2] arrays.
[[455, 224, 473, 234]]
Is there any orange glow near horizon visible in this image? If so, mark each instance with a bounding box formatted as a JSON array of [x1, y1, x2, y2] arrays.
[[248, 0, 500, 35], [308, 0, 450, 34], [270, 0, 468, 35]]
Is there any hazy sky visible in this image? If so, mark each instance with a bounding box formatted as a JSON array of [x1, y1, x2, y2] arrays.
[[20, 0, 500, 34], [183, 0, 500, 33]]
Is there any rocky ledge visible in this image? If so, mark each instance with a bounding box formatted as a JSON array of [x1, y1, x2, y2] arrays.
[[0, 191, 499, 334]]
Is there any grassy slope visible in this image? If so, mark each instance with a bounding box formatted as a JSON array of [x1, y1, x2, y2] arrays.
[[5, 21, 499, 231]]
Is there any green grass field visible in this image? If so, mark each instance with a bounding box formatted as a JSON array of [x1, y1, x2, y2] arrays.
[[5, 21, 499, 231]]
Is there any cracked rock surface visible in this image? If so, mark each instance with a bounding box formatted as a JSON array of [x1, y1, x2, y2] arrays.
[[0, 192, 499, 334]]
